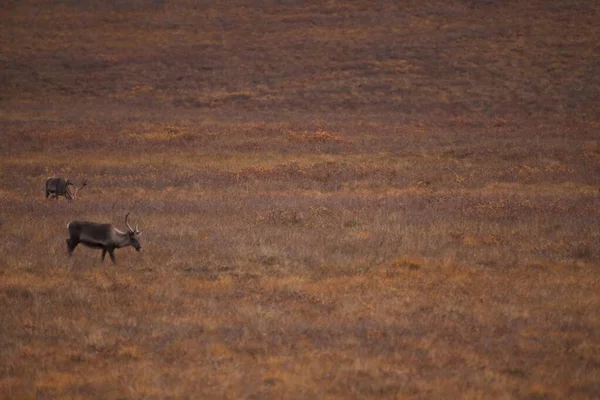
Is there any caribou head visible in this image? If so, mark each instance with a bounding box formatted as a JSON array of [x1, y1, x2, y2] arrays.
[[68, 179, 87, 200], [124, 212, 143, 252]]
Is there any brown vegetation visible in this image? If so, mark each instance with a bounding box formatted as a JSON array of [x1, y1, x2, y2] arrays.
[[1, 1, 599, 398]]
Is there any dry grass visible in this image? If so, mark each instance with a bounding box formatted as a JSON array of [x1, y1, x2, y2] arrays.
[[1, 1, 599, 399]]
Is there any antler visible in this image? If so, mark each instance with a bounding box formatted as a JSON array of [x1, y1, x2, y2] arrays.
[[134, 216, 142, 233], [74, 180, 87, 199], [125, 212, 134, 232]]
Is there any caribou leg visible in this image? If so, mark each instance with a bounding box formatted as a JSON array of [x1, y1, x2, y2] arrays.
[[107, 248, 117, 264], [66, 238, 78, 254], [101, 249, 107, 262]]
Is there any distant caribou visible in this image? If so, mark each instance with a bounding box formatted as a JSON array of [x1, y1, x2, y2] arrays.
[[45, 177, 87, 200], [66, 213, 142, 264]]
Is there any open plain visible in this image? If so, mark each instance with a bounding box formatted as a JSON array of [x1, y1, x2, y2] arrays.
[[1, 1, 599, 398]]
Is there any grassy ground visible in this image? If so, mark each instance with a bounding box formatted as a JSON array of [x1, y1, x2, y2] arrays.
[[1, 1, 599, 399]]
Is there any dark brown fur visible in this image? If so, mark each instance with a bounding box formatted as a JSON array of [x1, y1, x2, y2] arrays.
[[45, 177, 86, 200], [66, 214, 142, 263]]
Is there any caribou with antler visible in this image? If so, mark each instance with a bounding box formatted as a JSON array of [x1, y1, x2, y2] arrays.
[[45, 177, 87, 200], [66, 213, 142, 263]]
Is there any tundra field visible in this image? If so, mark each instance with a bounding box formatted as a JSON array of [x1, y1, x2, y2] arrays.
[[1, 1, 600, 399]]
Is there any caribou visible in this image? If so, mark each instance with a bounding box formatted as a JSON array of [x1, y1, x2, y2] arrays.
[[45, 177, 87, 200], [66, 213, 142, 264]]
